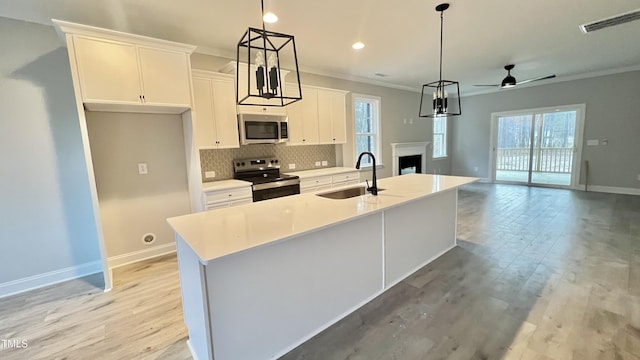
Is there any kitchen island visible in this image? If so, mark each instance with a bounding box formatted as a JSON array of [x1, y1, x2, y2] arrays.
[[167, 173, 477, 360]]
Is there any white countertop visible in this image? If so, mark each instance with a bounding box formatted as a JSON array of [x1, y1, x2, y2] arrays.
[[283, 167, 358, 178], [169, 174, 478, 263], [202, 179, 252, 192]]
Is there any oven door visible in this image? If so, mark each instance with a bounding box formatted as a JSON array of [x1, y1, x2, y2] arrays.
[[241, 119, 280, 145], [252, 180, 300, 202]]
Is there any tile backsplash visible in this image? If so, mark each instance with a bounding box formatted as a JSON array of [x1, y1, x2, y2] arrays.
[[200, 144, 337, 182]]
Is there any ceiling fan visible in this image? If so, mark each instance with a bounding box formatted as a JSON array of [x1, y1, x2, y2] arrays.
[[474, 64, 556, 89]]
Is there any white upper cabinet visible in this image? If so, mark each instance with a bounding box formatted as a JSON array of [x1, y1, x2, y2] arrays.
[[287, 85, 347, 146], [287, 86, 319, 145], [192, 70, 239, 149], [54, 20, 196, 114], [73, 37, 141, 104], [318, 89, 348, 144], [136, 47, 191, 106]]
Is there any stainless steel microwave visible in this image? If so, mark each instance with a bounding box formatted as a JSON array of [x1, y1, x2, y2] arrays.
[[238, 114, 289, 145]]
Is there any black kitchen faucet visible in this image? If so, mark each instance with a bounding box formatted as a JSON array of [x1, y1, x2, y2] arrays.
[[355, 152, 378, 196]]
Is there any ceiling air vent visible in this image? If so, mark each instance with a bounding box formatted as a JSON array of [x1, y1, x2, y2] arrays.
[[580, 8, 640, 33]]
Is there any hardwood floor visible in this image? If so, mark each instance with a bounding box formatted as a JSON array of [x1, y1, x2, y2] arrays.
[[1, 183, 638, 359]]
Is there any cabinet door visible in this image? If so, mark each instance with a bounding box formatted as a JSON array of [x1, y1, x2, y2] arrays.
[[285, 90, 305, 145], [73, 36, 141, 104], [317, 89, 347, 144], [330, 92, 347, 143], [301, 87, 320, 144], [138, 47, 191, 106], [317, 90, 334, 143], [331, 92, 347, 144], [211, 78, 240, 148], [192, 77, 216, 148]]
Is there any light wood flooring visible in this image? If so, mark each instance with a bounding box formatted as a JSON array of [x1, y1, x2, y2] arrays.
[[1, 183, 638, 359]]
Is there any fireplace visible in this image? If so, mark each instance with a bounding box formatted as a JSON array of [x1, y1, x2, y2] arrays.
[[399, 155, 422, 175], [391, 142, 430, 176]]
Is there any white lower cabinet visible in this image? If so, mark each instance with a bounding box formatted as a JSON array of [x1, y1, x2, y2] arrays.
[[203, 186, 252, 210], [299, 171, 361, 194], [300, 175, 333, 194]]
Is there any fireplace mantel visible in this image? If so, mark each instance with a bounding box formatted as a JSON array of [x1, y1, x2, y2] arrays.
[[390, 142, 430, 176]]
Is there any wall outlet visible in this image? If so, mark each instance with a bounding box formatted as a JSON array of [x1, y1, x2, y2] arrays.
[[137, 163, 148, 175], [322, 160, 328, 166], [288, 163, 296, 170], [601, 139, 608, 146], [205, 171, 216, 179], [315, 161, 321, 167], [587, 139, 599, 146], [409, 118, 414, 124]]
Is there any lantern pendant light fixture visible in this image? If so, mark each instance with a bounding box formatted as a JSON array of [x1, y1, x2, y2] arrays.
[[235, 0, 302, 107], [419, 3, 461, 118]]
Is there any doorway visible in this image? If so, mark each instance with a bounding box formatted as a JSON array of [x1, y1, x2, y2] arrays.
[[490, 105, 585, 188]]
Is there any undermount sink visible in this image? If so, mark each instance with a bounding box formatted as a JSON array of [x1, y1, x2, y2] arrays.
[[316, 186, 385, 200]]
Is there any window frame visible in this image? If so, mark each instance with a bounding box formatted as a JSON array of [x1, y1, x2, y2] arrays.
[[432, 116, 447, 159], [352, 94, 382, 167]]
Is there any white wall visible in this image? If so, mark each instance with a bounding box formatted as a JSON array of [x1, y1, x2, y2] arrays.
[[86, 112, 191, 261], [451, 71, 640, 190], [0, 17, 102, 293]]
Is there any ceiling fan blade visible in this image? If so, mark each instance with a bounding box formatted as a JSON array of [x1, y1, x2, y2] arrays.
[[473, 84, 500, 87], [516, 74, 556, 85]]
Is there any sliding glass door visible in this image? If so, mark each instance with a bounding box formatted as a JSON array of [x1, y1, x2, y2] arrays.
[[492, 105, 583, 187]]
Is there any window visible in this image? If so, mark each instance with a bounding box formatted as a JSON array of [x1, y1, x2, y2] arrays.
[[353, 95, 381, 166], [433, 116, 447, 158]]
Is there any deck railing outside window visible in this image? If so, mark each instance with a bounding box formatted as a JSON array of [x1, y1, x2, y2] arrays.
[[496, 147, 573, 173]]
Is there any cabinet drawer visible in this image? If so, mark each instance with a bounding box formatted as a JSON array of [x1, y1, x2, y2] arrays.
[[300, 176, 332, 189], [332, 172, 360, 184], [204, 187, 252, 204]]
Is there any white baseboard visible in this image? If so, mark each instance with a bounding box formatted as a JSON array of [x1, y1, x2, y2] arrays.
[[107, 243, 176, 269], [0, 261, 103, 299], [581, 185, 640, 196], [186, 340, 200, 360]]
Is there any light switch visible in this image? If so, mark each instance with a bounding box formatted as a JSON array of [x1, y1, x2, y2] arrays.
[[288, 164, 296, 169], [587, 139, 599, 146], [138, 163, 148, 175], [315, 161, 321, 167], [322, 160, 328, 166]]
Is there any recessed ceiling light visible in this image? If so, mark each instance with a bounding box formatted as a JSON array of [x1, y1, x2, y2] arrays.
[[352, 42, 365, 50], [263, 12, 278, 23]]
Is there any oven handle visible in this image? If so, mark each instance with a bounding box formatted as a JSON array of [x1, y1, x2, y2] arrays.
[[252, 179, 301, 191]]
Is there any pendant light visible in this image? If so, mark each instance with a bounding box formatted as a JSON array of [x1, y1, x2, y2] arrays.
[[235, 0, 302, 107], [419, 3, 461, 118]]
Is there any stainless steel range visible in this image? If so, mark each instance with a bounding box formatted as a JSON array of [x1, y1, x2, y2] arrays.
[[233, 157, 300, 202]]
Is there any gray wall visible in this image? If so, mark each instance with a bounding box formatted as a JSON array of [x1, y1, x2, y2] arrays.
[[191, 53, 445, 180], [452, 71, 640, 189], [86, 112, 191, 258], [0, 18, 102, 285]]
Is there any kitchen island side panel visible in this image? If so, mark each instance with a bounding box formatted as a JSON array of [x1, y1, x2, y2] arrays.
[[205, 212, 384, 360], [383, 188, 457, 288], [175, 235, 213, 360]]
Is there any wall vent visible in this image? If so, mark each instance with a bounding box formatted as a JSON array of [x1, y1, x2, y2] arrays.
[[580, 9, 640, 33]]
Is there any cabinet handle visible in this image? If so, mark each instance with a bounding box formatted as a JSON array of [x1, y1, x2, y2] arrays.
[[139, 95, 142, 102], [142, 95, 146, 102]]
